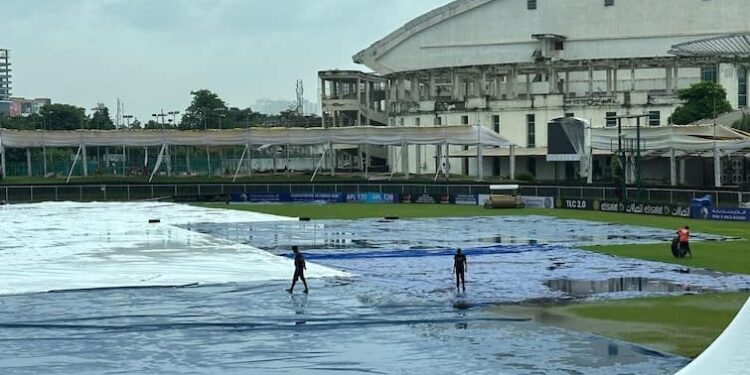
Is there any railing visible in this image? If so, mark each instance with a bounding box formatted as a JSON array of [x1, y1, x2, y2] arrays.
[[1, 183, 748, 207]]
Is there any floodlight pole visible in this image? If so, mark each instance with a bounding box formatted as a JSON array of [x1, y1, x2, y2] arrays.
[[617, 117, 626, 201], [636, 116, 642, 200]]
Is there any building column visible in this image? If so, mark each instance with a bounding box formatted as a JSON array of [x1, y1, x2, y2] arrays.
[[549, 66, 557, 94], [186, 147, 192, 174], [26, 148, 32, 177], [82, 145, 88, 177], [714, 147, 722, 188], [0, 143, 6, 178], [630, 60, 636, 91], [679, 158, 687, 185], [507, 67, 517, 98], [479, 69, 488, 97], [669, 148, 677, 186], [452, 69, 461, 101], [565, 70, 571, 95], [588, 62, 594, 97], [606, 67, 613, 96], [476, 144, 484, 181], [428, 71, 436, 99], [330, 142, 336, 177], [357, 78, 362, 126], [401, 142, 409, 179], [411, 75, 420, 103], [613, 68, 619, 92], [665, 66, 674, 94], [673, 62, 680, 92], [509, 145, 516, 179], [525, 71, 532, 98]]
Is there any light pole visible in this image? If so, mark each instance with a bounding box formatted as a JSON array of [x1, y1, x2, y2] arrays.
[[152, 111, 167, 130], [123, 114, 134, 128], [168, 111, 180, 128]]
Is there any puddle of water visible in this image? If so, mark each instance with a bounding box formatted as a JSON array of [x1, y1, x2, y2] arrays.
[[545, 278, 716, 299]]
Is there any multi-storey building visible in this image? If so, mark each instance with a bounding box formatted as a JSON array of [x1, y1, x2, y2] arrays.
[[341, 0, 749, 184], [0, 49, 11, 116]]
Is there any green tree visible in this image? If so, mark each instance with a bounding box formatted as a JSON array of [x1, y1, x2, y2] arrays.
[[144, 120, 162, 130], [181, 89, 228, 130], [89, 103, 115, 130], [670, 81, 732, 125], [40, 104, 86, 130]]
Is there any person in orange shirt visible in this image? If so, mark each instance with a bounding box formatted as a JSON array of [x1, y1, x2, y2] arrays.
[[676, 226, 692, 258]]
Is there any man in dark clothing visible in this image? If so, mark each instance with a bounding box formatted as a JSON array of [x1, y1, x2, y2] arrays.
[[453, 248, 467, 292], [287, 246, 309, 294]]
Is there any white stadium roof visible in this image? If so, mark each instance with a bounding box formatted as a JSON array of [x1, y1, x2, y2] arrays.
[[670, 34, 750, 57]]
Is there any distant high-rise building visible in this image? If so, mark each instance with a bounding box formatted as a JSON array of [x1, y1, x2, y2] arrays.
[[10, 97, 52, 117], [0, 49, 10, 116]]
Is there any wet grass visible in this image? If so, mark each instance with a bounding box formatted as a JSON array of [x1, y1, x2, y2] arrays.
[[495, 293, 750, 358]]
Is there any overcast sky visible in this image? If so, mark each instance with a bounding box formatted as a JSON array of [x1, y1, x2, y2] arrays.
[[2, 0, 447, 122]]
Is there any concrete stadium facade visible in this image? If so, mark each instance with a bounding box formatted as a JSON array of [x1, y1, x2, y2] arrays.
[[344, 0, 750, 185]]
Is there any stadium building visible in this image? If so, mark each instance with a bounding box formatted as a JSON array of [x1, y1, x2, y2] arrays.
[[322, 0, 750, 185]]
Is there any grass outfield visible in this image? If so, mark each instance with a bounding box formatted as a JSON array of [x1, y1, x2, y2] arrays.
[[493, 292, 750, 358], [201, 203, 750, 357]]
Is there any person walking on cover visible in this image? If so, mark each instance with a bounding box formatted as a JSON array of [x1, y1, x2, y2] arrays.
[[677, 226, 692, 258], [287, 246, 309, 294], [453, 248, 468, 292]]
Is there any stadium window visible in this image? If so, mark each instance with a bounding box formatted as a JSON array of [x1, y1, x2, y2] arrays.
[[414, 117, 421, 126], [434, 116, 442, 126], [461, 115, 469, 125], [565, 112, 575, 118], [554, 40, 565, 51], [526, 114, 536, 147], [604, 0, 614, 6], [606, 112, 617, 127], [649, 111, 661, 126], [399, 117, 405, 126], [701, 65, 718, 83], [739, 67, 748, 108], [492, 115, 500, 133], [527, 0, 537, 10]]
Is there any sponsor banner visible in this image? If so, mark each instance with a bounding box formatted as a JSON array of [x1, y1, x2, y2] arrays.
[[346, 193, 397, 204], [290, 193, 347, 203], [230, 192, 347, 203], [710, 207, 750, 222], [402, 193, 451, 204], [416, 193, 438, 204], [559, 198, 593, 210], [230, 193, 285, 203], [455, 194, 478, 206], [521, 196, 555, 209], [599, 200, 690, 217]]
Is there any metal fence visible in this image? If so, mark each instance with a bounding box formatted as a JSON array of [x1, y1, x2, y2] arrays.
[[1, 183, 748, 207]]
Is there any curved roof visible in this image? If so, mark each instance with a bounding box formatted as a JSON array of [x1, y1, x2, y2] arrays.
[[354, 0, 750, 75], [353, 0, 492, 73], [670, 34, 750, 57]]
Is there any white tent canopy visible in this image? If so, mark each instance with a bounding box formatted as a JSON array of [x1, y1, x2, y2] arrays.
[[0, 126, 514, 182], [590, 124, 750, 188], [0, 126, 514, 148], [590, 124, 750, 153]]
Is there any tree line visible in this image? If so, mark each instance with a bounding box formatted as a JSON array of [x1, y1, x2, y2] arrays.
[[0, 89, 319, 131]]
